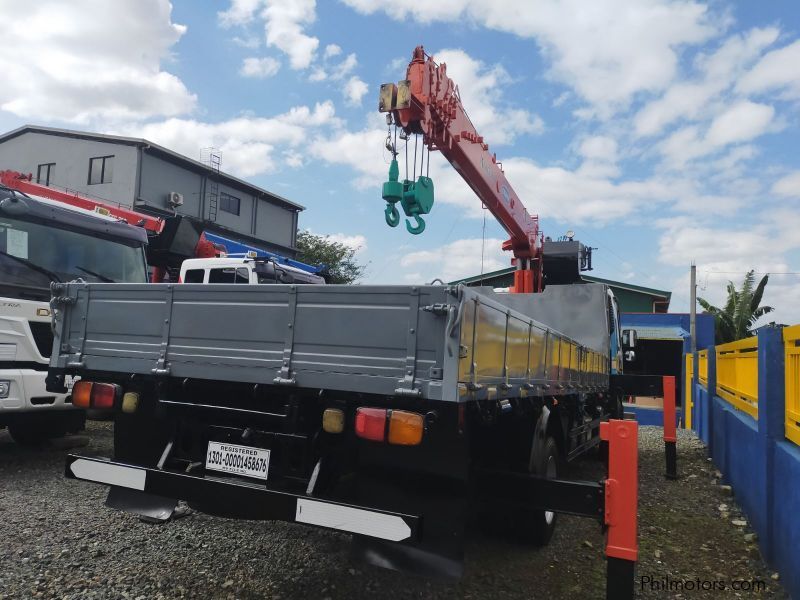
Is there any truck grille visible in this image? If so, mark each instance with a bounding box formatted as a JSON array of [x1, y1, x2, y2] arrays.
[[29, 321, 54, 358]]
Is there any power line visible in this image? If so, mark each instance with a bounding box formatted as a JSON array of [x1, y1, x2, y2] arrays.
[[699, 270, 800, 275]]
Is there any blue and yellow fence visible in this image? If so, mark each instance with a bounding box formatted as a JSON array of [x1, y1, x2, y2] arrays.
[[785, 325, 800, 446], [715, 336, 759, 419], [684, 353, 693, 430], [686, 326, 800, 600]]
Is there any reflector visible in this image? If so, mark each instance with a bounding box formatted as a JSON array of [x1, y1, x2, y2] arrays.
[[355, 407, 387, 442], [121, 392, 140, 414], [322, 408, 345, 434]]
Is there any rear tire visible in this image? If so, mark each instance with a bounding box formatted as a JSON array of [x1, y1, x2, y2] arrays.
[[518, 436, 559, 545], [9, 421, 65, 445]]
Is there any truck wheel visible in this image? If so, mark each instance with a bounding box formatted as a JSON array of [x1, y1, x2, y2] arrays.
[[9, 422, 64, 445], [613, 395, 624, 419], [519, 436, 559, 545]]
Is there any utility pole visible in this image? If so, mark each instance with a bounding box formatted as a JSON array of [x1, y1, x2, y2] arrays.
[[690, 263, 697, 354]]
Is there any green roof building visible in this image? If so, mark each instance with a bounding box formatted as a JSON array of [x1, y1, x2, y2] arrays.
[[450, 267, 671, 313]]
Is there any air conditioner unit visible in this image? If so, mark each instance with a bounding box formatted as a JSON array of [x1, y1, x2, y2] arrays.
[[168, 191, 184, 208]]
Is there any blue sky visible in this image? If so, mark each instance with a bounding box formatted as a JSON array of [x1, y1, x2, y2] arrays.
[[1, 1, 798, 322]]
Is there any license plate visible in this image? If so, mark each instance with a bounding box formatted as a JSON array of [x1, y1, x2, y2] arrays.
[[205, 441, 270, 481]]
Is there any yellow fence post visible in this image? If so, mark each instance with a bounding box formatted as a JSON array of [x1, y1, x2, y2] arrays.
[[685, 353, 694, 430]]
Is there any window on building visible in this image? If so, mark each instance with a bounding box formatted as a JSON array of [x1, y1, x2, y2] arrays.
[[183, 269, 205, 283], [36, 163, 55, 186], [208, 267, 250, 284], [219, 192, 241, 215], [88, 155, 114, 185]]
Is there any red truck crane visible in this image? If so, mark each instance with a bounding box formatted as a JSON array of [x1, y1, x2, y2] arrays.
[[380, 45, 543, 293], [0, 170, 219, 281]]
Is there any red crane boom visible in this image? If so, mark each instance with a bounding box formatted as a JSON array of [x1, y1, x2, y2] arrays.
[[0, 170, 165, 233], [380, 46, 543, 293]]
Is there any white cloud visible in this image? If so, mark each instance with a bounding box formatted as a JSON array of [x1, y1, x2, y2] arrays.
[[737, 40, 800, 99], [659, 101, 775, 167], [240, 56, 281, 78], [0, 0, 196, 124], [432, 49, 544, 145], [705, 101, 774, 147], [657, 212, 800, 323], [309, 117, 388, 188], [322, 233, 367, 252], [634, 27, 779, 137], [218, 0, 264, 26], [232, 36, 261, 49], [324, 44, 342, 59], [219, 0, 319, 70], [343, 76, 368, 106], [342, 0, 719, 117], [772, 171, 800, 199], [400, 238, 507, 283], [116, 101, 340, 177]]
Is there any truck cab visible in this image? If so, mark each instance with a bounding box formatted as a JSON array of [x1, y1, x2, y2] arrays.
[[179, 255, 325, 286], [0, 185, 149, 443]]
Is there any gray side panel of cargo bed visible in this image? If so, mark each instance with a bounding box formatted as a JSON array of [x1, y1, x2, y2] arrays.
[[52, 283, 451, 400]]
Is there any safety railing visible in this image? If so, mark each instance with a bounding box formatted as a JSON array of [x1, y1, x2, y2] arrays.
[[716, 336, 759, 419], [785, 325, 800, 446], [698, 349, 708, 386], [685, 353, 694, 429]]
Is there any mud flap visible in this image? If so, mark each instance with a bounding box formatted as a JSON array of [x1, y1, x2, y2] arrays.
[[351, 537, 464, 580], [347, 471, 466, 579], [106, 486, 177, 522]]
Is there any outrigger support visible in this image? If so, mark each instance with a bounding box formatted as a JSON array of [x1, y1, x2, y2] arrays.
[[477, 419, 639, 599]]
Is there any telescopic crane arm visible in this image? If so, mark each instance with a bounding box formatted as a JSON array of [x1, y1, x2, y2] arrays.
[[380, 46, 543, 293]]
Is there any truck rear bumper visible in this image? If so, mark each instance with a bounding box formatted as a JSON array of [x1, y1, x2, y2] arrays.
[[65, 454, 420, 544]]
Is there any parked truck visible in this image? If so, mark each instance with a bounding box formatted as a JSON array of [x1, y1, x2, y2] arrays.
[[50, 47, 640, 594], [0, 182, 149, 443]]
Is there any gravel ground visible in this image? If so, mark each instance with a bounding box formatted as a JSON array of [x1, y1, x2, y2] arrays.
[[0, 422, 789, 599]]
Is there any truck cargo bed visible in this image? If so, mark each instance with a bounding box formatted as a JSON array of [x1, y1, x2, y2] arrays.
[[49, 283, 610, 402]]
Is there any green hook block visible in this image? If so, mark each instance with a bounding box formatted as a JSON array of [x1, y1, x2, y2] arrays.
[[382, 159, 403, 204], [380, 159, 435, 234]]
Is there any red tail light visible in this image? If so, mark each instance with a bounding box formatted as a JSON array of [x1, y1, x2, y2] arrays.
[[72, 381, 93, 408], [92, 383, 118, 409], [354, 407, 425, 445], [71, 381, 119, 410], [355, 407, 387, 442]]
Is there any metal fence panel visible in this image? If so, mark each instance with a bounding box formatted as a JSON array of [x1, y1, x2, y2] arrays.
[[685, 353, 694, 430], [784, 325, 800, 445], [716, 336, 759, 419], [698, 349, 708, 386]]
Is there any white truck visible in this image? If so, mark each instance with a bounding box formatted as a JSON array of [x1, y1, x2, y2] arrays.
[[0, 184, 149, 443], [179, 255, 326, 286]]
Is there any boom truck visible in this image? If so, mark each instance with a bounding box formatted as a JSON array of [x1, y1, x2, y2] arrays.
[[49, 47, 639, 597], [0, 177, 149, 443], [0, 170, 318, 443]]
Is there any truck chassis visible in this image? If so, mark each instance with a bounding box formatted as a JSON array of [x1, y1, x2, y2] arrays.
[[49, 280, 638, 597]]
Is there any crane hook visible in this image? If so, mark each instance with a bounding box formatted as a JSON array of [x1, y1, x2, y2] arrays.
[[405, 214, 426, 235], [385, 203, 400, 228]]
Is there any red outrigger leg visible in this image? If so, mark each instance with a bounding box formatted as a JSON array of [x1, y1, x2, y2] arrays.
[[662, 375, 678, 479], [601, 419, 638, 600]]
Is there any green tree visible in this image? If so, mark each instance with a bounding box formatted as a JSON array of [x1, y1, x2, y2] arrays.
[[295, 230, 366, 284], [697, 270, 774, 344]]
